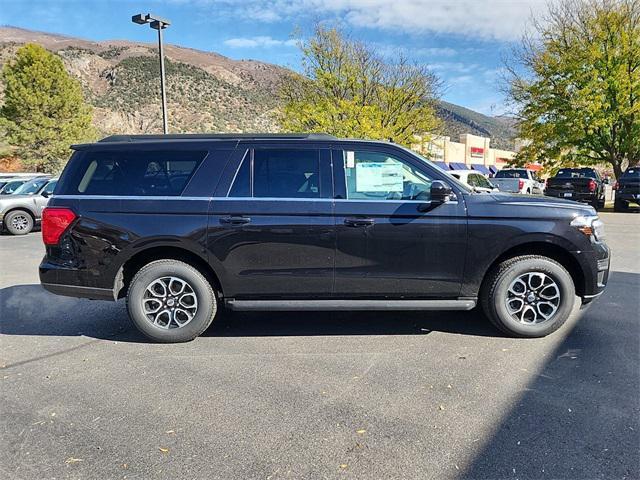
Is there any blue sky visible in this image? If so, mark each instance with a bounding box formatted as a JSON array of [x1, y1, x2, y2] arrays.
[[0, 0, 549, 115]]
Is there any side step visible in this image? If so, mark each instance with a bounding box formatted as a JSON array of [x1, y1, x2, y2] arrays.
[[225, 299, 477, 312]]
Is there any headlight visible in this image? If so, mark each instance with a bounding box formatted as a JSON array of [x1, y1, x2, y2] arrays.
[[571, 215, 605, 241]]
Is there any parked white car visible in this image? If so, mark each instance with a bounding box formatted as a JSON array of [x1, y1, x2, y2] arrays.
[[449, 170, 498, 193], [0, 177, 57, 235], [492, 168, 545, 194]]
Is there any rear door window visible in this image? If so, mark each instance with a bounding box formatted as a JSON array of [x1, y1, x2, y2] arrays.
[[228, 148, 324, 199], [65, 150, 206, 196]]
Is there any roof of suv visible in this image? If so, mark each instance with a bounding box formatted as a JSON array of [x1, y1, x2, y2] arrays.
[[71, 133, 397, 150]]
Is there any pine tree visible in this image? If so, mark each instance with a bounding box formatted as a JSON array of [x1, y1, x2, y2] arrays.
[[0, 43, 96, 173]]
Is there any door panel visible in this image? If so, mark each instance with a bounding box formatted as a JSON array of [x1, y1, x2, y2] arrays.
[[332, 147, 468, 298], [207, 146, 335, 299]]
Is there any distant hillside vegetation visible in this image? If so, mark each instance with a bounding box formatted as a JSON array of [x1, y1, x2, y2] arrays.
[[0, 27, 517, 148], [436, 101, 517, 150]]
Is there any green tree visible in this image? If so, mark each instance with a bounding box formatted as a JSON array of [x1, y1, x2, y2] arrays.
[[508, 0, 640, 178], [0, 43, 95, 173], [279, 26, 441, 147]]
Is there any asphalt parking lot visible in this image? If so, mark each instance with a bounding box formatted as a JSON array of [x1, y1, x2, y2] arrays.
[[1, 212, 639, 480]]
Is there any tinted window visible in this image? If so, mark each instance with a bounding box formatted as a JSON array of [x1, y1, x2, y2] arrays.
[[343, 150, 432, 201], [228, 152, 251, 197], [621, 168, 639, 179], [253, 149, 321, 198], [555, 168, 597, 179], [495, 170, 528, 179], [65, 150, 205, 196]]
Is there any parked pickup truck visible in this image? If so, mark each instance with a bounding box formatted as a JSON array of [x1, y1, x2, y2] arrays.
[[545, 168, 605, 210], [492, 169, 545, 194], [614, 167, 640, 212]]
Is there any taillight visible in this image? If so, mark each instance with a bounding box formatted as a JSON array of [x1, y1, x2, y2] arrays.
[[518, 179, 524, 190], [588, 179, 596, 192], [42, 207, 77, 245]]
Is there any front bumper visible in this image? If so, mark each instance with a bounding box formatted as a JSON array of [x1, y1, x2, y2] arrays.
[[574, 241, 610, 304]]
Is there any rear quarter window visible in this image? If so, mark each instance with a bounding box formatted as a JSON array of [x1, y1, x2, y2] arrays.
[[59, 150, 207, 196]]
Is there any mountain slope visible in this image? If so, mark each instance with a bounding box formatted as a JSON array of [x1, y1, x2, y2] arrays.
[[0, 26, 516, 147], [436, 101, 516, 150]]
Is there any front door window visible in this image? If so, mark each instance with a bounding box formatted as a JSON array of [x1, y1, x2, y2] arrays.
[[342, 151, 432, 201]]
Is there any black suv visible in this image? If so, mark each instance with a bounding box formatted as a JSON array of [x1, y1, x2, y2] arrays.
[[614, 167, 640, 212], [40, 134, 610, 342]]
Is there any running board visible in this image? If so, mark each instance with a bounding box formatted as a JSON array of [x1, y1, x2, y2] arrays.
[[225, 299, 477, 312]]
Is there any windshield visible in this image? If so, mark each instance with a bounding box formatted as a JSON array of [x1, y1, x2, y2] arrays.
[[555, 168, 596, 178], [621, 168, 639, 179], [12, 178, 48, 195], [495, 170, 528, 179]]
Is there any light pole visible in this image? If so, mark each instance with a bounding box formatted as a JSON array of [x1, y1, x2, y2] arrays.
[[132, 13, 171, 134]]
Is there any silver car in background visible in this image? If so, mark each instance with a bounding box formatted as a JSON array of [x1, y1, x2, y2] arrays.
[[0, 177, 58, 235]]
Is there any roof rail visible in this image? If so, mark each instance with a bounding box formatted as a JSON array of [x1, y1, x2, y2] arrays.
[[98, 133, 337, 143]]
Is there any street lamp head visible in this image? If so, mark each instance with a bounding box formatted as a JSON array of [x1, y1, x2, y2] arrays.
[[132, 13, 170, 28], [131, 13, 150, 25]]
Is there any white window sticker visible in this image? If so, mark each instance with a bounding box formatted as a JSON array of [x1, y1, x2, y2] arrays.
[[346, 151, 355, 168], [355, 163, 404, 192]]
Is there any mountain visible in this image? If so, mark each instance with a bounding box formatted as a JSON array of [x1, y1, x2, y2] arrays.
[[0, 27, 517, 148], [435, 101, 517, 150]]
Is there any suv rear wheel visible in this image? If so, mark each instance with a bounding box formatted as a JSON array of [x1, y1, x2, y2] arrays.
[[126, 259, 217, 342], [5, 210, 34, 235], [481, 255, 575, 337]]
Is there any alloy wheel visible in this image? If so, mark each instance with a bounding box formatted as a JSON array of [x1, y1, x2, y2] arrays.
[[11, 214, 30, 232], [141, 276, 198, 329], [505, 272, 561, 324]]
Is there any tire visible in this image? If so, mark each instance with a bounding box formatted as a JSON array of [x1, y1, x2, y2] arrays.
[[526, 188, 531, 194], [614, 200, 628, 212], [126, 259, 217, 343], [591, 196, 600, 211], [4, 210, 34, 235], [480, 255, 575, 338], [598, 198, 606, 209]]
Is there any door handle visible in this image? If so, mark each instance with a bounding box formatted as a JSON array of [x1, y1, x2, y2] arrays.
[[220, 216, 251, 225], [344, 217, 375, 227]]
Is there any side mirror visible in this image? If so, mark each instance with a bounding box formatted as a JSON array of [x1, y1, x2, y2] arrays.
[[41, 190, 50, 198], [430, 180, 453, 204]]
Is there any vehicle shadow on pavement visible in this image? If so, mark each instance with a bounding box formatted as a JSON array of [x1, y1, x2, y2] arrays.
[[461, 270, 640, 479], [0, 284, 503, 341]]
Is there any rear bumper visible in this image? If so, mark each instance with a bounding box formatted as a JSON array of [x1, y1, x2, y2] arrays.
[[39, 258, 118, 301], [615, 192, 639, 203], [546, 191, 597, 203], [41, 282, 116, 301]]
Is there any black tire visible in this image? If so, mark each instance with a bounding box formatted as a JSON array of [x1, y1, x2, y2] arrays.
[[126, 259, 217, 343], [526, 188, 531, 194], [4, 210, 34, 235], [480, 255, 575, 338], [598, 197, 606, 209], [614, 200, 628, 212], [591, 196, 600, 211]]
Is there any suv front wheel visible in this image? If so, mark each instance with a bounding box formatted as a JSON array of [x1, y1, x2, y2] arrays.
[[481, 255, 576, 337], [127, 259, 217, 342]]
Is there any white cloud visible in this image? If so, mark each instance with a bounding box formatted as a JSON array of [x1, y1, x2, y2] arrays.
[[185, 0, 550, 41], [223, 36, 297, 48]]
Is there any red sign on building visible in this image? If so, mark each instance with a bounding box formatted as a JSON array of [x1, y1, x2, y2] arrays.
[[470, 147, 484, 158]]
